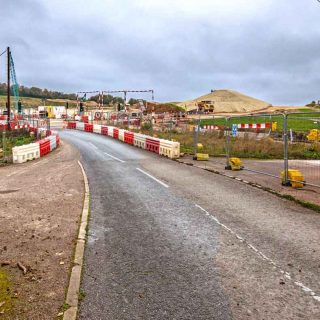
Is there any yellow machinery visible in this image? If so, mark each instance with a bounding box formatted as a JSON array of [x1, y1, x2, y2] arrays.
[[197, 101, 214, 113]]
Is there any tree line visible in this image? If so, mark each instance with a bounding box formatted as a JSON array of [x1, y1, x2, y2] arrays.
[[0, 82, 77, 100], [0, 83, 143, 105]]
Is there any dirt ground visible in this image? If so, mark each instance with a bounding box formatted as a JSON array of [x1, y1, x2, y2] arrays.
[[0, 141, 84, 319]]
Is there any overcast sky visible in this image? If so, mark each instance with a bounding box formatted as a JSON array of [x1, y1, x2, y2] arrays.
[[1, 0, 320, 105]]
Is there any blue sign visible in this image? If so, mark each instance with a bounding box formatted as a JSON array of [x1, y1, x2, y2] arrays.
[[232, 124, 238, 137]]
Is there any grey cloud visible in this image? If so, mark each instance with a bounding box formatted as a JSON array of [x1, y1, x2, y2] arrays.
[[1, 0, 320, 104]]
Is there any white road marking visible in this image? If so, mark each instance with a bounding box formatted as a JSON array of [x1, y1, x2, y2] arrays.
[[89, 142, 98, 150], [104, 152, 125, 163], [195, 204, 320, 303], [136, 168, 169, 188]]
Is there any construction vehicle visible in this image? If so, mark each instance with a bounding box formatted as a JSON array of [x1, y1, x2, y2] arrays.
[[197, 100, 215, 113]]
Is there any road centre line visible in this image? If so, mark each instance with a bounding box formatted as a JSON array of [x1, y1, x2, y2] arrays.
[[136, 168, 169, 188], [194, 204, 320, 303], [104, 152, 125, 163]]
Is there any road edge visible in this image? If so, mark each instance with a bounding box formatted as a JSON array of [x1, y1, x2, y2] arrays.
[[63, 160, 90, 320]]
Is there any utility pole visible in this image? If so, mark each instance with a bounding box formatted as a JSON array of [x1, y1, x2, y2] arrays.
[[7, 47, 11, 129]]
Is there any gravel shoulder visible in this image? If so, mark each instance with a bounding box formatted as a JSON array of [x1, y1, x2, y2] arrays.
[[0, 141, 84, 319]]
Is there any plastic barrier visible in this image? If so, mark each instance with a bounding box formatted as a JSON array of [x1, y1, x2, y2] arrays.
[[146, 138, 160, 154], [38, 138, 51, 157], [134, 133, 147, 149], [101, 126, 108, 136], [118, 129, 125, 142], [72, 125, 180, 159], [49, 135, 57, 151], [67, 122, 76, 129], [85, 123, 93, 133], [124, 131, 134, 145], [108, 126, 114, 137], [113, 127, 119, 139], [159, 140, 180, 159], [93, 124, 102, 134], [12, 143, 40, 164], [76, 122, 85, 131]]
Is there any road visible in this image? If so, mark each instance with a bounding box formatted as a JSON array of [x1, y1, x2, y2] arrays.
[[61, 129, 320, 320]]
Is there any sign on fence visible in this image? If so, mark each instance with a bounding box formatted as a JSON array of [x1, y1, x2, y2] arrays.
[[232, 124, 238, 137]]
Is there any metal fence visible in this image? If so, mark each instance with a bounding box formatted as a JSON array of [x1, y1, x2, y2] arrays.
[[285, 112, 320, 188], [191, 111, 320, 189], [225, 113, 285, 179]]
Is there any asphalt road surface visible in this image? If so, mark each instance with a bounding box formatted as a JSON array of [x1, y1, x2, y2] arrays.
[[61, 129, 320, 320]]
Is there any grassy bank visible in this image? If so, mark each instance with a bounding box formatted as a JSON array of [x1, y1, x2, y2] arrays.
[[0, 129, 35, 161]]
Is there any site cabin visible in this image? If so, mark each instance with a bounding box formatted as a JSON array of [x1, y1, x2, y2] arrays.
[[38, 106, 66, 119]]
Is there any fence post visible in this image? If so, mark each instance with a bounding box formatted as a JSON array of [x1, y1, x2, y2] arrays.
[[193, 117, 200, 158], [225, 117, 231, 169], [2, 131, 6, 161], [283, 113, 289, 185]]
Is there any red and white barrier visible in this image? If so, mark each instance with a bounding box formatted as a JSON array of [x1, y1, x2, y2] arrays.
[[203, 125, 220, 130], [12, 131, 60, 164], [237, 123, 270, 129], [67, 122, 180, 159]]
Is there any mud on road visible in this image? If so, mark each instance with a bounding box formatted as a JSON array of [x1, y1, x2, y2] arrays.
[[0, 141, 84, 319]]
